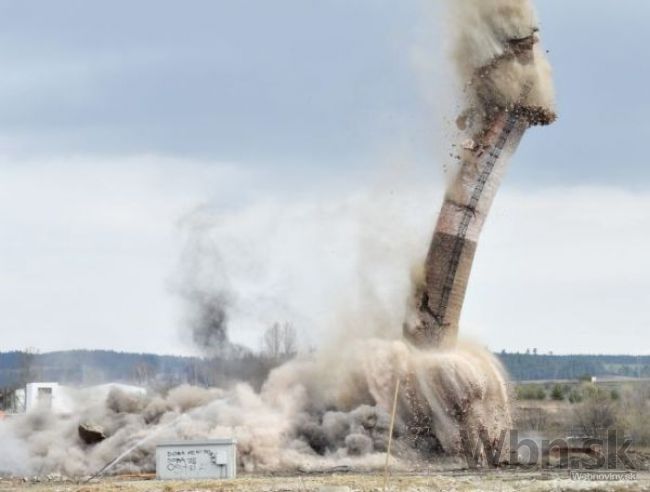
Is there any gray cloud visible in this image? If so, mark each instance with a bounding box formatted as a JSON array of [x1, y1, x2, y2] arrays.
[[0, 1, 648, 184], [0, 0, 422, 165]]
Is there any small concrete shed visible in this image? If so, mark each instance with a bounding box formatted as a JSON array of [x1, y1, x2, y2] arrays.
[[156, 439, 237, 480]]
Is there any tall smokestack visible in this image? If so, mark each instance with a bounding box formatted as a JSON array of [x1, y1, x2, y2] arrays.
[[404, 0, 556, 348]]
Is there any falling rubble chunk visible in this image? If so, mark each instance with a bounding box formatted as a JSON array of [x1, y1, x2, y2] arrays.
[[78, 422, 106, 445]]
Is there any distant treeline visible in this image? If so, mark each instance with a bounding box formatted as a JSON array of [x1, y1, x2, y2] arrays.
[[498, 352, 650, 381], [1, 350, 649, 389], [0, 349, 282, 391]]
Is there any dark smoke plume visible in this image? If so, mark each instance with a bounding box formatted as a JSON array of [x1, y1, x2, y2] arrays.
[[175, 207, 235, 357], [186, 291, 231, 356]]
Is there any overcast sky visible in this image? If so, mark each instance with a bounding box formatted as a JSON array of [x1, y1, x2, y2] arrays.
[[1, 0, 649, 355]]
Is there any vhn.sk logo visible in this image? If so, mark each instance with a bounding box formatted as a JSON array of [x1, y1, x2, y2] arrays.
[[460, 429, 636, 470]]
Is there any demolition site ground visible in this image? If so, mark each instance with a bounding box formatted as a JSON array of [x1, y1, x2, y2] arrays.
[[2, 469, 650, 492]]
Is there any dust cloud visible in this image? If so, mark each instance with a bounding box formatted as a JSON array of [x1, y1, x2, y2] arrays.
[[0, 340, 510, 476]]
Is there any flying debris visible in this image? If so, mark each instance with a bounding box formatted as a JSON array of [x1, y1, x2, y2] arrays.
[[404, 0, 556, 349]]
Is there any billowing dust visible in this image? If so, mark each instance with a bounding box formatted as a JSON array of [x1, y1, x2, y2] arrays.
[[0, 340, 509, 476], [0, 0, 553, 477], [449, 0, 555, 128]]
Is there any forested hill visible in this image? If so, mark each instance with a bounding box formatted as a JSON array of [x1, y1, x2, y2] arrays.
[[1, 350, 649, 388], [0, 349, 277, 390], [498, 352, 650, 381]]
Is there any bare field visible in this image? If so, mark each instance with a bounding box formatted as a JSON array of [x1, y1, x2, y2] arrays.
[[2, 471, 649, 492]]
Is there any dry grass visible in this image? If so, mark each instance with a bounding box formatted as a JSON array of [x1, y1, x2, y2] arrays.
[[2, 471, 649, 492]]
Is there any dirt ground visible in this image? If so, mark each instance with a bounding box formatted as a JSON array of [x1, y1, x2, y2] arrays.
[[2, 470, 649, 492]]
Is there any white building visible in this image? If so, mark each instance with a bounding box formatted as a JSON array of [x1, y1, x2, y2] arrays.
[[23, 382, 146, 414], [25, 382, 72, 413]]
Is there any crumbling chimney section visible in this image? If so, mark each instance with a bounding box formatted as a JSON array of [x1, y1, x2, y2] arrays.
[[404, 26, 556, 349]]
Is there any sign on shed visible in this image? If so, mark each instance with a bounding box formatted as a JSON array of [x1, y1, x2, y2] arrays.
[[156, 439, 237, 480]]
